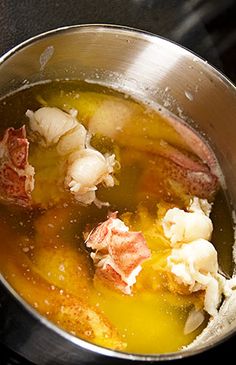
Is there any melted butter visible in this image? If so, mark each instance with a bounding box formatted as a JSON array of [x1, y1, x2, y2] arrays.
[[0, 80, 233, 354], [90, 281, 204, 354]]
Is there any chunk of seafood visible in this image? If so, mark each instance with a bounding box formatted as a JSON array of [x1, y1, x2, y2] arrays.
[[0, 126, 34, 207], [162, 197, 213, 246], [162, 112, 220, 177], [89, 99, 133, 138], [156, 140, 219, 199], [167, 239, 222, 316], [138, 145, 219, 205], [85, 213, 151, 294], [65, 149, 116, 206], [27, 106, 117, 207], [26, 107, 78, 146]]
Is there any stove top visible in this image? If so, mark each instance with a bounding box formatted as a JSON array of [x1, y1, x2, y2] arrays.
[[0, 0, 235, 364]]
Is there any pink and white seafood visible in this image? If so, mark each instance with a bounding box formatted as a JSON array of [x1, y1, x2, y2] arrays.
[[85, 212, 151, 294], [163, 112, 220, 177], [155, 140, 219, 199], [139, 140, 219, 202], [0, 126, 34, 207]]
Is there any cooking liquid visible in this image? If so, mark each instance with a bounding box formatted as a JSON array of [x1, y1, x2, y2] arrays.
[[0, 81, 234, 354]]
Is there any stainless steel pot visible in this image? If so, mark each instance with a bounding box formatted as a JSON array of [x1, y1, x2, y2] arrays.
[[0, 24, 236, 365]]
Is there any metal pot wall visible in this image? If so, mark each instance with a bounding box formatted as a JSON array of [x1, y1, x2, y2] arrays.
[[0, 24, 236, 365]]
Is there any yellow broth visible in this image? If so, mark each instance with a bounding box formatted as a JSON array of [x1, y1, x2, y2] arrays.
[[0, 81, 234, 353]]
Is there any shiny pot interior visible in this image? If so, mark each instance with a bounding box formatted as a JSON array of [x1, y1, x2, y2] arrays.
[[0, 24, 236, 364]]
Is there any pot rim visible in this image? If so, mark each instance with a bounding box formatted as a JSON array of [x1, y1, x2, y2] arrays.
[[0, 23, 236, 362]]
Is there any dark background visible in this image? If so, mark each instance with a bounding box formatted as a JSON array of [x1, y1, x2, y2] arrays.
[[0, 0, 235, 364], [0, 0, 236, 82]]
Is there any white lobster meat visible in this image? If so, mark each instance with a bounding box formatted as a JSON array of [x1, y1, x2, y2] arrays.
[[167, 238, 222, 316], [66, 149, 116, 206], [26, 107, 78, 147], [162, 197, 213, 246]]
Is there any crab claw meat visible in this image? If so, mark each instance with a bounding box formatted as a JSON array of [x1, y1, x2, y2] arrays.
[[86, 213, 151, 294], [0, 126, 34, 207]]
